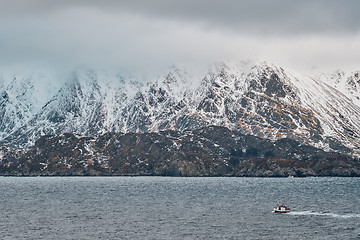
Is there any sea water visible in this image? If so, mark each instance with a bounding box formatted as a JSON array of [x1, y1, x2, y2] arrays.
[[0, 177, 359, 239]]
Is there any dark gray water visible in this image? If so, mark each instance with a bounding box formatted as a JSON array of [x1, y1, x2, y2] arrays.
[[0, 177, 359, 240]]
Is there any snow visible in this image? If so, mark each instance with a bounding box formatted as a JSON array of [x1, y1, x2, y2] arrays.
[[0, 61, 360, 154]]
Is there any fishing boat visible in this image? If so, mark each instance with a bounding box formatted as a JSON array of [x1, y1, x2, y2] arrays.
[[274, 204, 290, 213]]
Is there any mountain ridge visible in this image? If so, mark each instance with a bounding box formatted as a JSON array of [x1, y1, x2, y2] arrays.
[[1, 60, 359, 156]]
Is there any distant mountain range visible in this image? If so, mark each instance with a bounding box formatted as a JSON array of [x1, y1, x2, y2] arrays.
[[1, 60, 359, 156]]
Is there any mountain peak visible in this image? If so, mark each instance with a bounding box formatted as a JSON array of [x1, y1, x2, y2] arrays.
[[1, 61, 359, 156]]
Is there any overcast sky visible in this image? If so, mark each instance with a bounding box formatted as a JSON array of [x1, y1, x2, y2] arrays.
[[0, 0, 360, 72]]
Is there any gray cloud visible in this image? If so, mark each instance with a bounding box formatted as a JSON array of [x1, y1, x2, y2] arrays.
[[1, 0, 360, 35], [0, 0, 359, 72]]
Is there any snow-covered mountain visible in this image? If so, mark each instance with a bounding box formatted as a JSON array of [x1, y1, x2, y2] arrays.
[[1, 61, 360, 155], [318, 70, 360, 106], [0, 71, 61, 140]]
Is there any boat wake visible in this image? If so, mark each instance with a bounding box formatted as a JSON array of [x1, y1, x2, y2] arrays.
[[289, 211, 360, 218]]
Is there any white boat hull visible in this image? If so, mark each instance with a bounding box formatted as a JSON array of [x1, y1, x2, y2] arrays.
[[274, 205, 291, 213]]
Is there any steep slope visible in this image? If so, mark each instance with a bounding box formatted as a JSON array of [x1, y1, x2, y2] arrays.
[[114, 67, 196, 132], [4, 69, 142, 145], [288, 70, 360, 153], [1, 61, 360, 155], [319, 70, 360, 106], [0, 72, 61, 140]]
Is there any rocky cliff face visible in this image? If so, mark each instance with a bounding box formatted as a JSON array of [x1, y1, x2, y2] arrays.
[[1, 126, 359, 177], [1, 61, 360, 156]]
